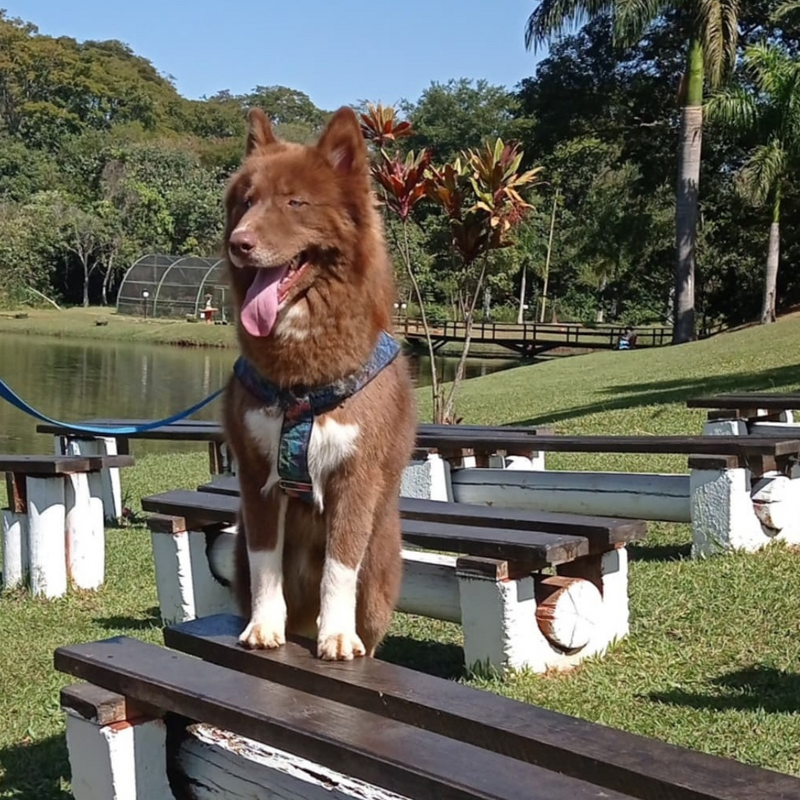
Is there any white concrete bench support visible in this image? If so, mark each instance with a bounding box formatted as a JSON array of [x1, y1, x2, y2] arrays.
[[61, 684, 173, 800], [57, 436, 123, 522], [149, 517, 631, 674]]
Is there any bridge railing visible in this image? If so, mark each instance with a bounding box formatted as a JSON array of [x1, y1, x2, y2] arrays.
[[392, 317, 672, 349]]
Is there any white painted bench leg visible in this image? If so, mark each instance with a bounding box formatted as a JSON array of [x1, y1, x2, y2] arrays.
[[65, 472, 105, 590], [27, 476, 67, 598], [400, 453, 452, 501], [62, 685, 173, 800], [702, 419, 748, 436], [189, 529, 238, 619], [150, 521, 197, 625], [690, 466, 766, 556], [457, 558, 548, 675], [62, 436, 123, 522], [1, 510, 28, 590]]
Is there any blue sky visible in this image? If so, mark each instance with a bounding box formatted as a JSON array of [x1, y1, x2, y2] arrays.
[[8, 0, 547, 110]]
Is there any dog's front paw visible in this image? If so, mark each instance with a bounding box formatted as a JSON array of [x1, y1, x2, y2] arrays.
[[317, 631, 367, 661], [239, 620, 286, 650]]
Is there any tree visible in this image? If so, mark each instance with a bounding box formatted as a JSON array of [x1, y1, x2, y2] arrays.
[[525, 0, 741, 344], [706, 43, 800, 323], [403, 79, 533, 162]]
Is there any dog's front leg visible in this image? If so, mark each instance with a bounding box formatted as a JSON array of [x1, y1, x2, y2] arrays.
[[239, 486, 288, 650], [317, 489, 375, 661]]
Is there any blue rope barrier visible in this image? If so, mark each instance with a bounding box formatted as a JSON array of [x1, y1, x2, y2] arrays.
[[0, 375, 225, 436]]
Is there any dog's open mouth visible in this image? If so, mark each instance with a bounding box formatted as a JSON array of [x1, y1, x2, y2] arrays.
[[277, 252, 309, 304], [241, 252, 310, 338]]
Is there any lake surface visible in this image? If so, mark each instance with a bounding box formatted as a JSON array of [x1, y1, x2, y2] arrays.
[[0, 334, 516, 455]]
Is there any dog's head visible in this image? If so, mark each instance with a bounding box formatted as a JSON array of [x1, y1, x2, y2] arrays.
[[224, 106, 377, 340]]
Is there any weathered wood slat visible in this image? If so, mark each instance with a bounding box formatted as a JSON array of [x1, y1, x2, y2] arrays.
[[164, 614, 800, 800], [193, 482, 646, 543], [416, 433, 800, 457], [687, 394, 800, 410], [400, 518, 588, 567], [54, 636, 637, 800], [0, 454, 135, 475], [142, 490, 594, 567]]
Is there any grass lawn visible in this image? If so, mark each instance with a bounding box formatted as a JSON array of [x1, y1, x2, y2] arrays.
[[3, 314, 800, 797], [0, 307, 238, 349]]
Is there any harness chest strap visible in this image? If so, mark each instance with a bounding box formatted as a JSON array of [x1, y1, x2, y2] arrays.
[[233, 331, 401, 504]]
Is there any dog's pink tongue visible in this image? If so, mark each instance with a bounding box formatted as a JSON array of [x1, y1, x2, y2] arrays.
[[241, 266, 289, 337]]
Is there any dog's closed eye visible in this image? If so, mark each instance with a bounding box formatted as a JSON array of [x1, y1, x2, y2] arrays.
[[288, 198, 308, 208]]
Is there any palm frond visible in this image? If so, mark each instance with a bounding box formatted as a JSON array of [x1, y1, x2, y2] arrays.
[[744, 41, 794, 98], [773, 1, 800, 22], [695, 0, 741, 88], [705, 85, 759, 133], [737, 139, 786, 206], [524, 0, 613, 51], [614, 0, 667, 46]]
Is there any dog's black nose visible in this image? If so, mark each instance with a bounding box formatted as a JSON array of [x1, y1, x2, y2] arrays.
[[230, 230, 256, 256]]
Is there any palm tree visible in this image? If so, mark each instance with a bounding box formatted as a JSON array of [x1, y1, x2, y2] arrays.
[[525, 0, 740, 344], [706, 43, 800, 323]]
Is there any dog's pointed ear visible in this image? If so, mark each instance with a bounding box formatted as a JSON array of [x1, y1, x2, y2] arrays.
[[317, 107, 368, 176], [246, 108, 276, 155]]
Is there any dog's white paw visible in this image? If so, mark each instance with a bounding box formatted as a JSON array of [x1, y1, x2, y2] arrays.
[[317, 631, 367, 661], [239, 619, 286, 650]]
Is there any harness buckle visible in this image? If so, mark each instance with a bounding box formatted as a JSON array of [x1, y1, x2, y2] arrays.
[[279, 479, 314, 497]]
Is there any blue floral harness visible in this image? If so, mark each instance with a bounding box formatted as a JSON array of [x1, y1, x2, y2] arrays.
[[233, 330, 401, 505]]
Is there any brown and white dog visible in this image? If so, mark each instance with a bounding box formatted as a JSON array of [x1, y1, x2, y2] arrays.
[[221, 106, 417, 661]]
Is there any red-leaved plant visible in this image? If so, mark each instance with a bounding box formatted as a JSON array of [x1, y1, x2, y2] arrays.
[[367, 104, 541, 423]]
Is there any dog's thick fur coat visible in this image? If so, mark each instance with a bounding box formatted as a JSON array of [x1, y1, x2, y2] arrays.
[[222, 107, 416, 660]]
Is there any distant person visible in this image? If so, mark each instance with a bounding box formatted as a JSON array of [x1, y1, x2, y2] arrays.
[[203, 293, 216, 324], [617, 327, 637, 351]]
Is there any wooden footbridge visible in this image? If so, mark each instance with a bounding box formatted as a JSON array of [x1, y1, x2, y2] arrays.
[[394, 317, 672, 355]]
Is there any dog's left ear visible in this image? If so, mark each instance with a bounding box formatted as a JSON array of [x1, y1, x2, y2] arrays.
[[317, 107, 368, 176], [246, 108, 277, 155]]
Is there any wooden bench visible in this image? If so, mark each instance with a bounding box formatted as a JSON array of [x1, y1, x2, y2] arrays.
[[405, 433, 800, 557], [1, 454, 134, 597], [37, 418, 555, 477], [688, 392, 800, 423], [55, 614, 800, 800], [141, 488, 645, 673]]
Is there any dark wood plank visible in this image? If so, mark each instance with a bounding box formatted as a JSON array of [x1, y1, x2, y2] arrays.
[[60, 683, 139, 726], [0, 454, 134, 475], [164, 615, 800, 800], [54, 637, 637, 800], [195, 481, 647, 544], [36, 421, 225, 441], [142, 489, 239, 523], [400, 496, 645, 544], [142, 490, 591, 566], [401, 518, 588, 567], [416, 433, 800, 457], [687, 394, 800, 411]]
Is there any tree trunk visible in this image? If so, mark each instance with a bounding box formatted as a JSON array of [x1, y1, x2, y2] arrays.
[[83, 260, 90, 307], [517, 259, 527, 324], [101, 254, 115, 307], [540, 188, 558, 323], [761, 188, 781, 324], [673, 38, 704, 345]]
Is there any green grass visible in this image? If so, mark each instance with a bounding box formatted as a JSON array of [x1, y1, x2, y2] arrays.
[[4, 314, 800, 797], [0, 307, 238, 349]]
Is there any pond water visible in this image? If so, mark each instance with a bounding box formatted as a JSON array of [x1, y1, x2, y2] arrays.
[[0, 334, 516, 455]]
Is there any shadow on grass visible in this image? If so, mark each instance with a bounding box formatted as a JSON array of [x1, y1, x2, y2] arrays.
[[628, 542, 692, 562], [93, 606, 162, 632], [0, 734, 71, 800], [512, 363, 800, 428], [648, 666, 800, 714], [377, 634, 465, 680]]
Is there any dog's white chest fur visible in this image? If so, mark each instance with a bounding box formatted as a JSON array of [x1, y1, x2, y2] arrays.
[[244, 408, 360, 510]]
